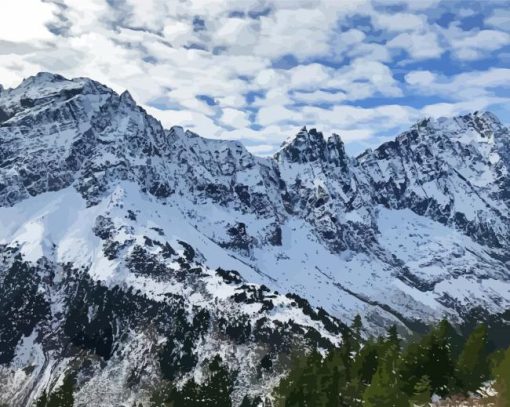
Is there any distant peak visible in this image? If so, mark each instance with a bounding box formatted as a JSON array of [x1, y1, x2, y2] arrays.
[[22, 72, 67, 86], [460, 110, 502, 126], [281, 126, 323, 148], [120, 90, 136, 106], [415, 111, 502, 132], [276, 126, 348, 166]]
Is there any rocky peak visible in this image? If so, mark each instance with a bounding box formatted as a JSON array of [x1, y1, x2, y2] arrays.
[[411, 111, 503, 142], [119, 90, 137, 107], [0, 73, 113, 119], [276, 126, 349, 167], [25, 71, 66, 83]]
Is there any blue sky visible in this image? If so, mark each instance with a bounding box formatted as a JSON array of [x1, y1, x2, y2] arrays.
[[0, 0, 509, 155]]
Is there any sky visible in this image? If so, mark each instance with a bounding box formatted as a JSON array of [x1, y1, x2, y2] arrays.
[[0, 0, 509, 156]]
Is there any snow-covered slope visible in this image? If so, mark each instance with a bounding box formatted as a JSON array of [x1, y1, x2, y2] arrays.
[[1, 73, 510, 405]]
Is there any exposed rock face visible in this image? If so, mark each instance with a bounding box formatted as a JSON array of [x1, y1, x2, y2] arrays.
[[1, 73, 510, 405]]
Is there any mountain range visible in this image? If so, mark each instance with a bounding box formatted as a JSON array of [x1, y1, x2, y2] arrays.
[[1, 72, 509, 406]]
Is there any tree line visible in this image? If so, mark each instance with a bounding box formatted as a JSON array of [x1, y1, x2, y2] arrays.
[[273, 316, 510, 406], [33, 316, 510, 406]]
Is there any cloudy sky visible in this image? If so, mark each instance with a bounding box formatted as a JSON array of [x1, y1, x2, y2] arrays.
[[1, 0, 509, 155]]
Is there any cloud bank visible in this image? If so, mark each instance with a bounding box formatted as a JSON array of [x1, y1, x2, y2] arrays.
[[1, 0, 509, 154]]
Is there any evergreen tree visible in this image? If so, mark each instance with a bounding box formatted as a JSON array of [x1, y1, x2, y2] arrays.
[[362, 346, 409, 407], [399, 319, 456, 397], [339, 330, 355, 381], [180, 379, 202, 407], [201, 355, 234, 407], [35, 392, 48, 407], [456, 324, 489, 392], [273, 353, 308, 407], [322, 349, 351, 407], [386, 325, 401, 351], [428, 320, 457, 396], [495, 345, 510, 407], [273, 350, 330, 407], [239, 395, 263, 407], [36, 374, 74, 407], [351, 315, 363, 351], [352, 339, 380, 386], [150, 355, 234, 407], [411, 375, 431, 407]]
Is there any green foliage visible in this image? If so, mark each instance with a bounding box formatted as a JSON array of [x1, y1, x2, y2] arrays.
[[399, 319, 457, 396], [273, 351, 328, 407], [35, 392, 48, 407], [239, 395, 263, 407], [350, 315, 363, 352], [411, 375, 431, 406], [456, 324, 489, 392], [201, 355, 234, 407], [495, 345, 510, 407], [274, 320, 505, 407], [362, 346, 409, 407], [151, 355, 234, 407], [386, 325, 401, 351], [36, 374, 74, 407], [351, 339, 379, 386]]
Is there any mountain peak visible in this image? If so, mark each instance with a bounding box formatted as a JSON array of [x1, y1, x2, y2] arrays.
[[413, 110, 502, 134], [276, 126, 348, 167], [120, 90, 136, 106], [277, 127, 326, 162], [21, 72, 67, 87]]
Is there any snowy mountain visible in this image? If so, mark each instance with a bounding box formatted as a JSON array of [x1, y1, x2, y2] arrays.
[[1, 72, 509, 405]]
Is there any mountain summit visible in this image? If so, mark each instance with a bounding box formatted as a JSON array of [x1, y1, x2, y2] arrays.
[[1, 73, 510, 405]]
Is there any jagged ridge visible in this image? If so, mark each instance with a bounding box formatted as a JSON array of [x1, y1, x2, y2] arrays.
[[1, 73, 510, 405]]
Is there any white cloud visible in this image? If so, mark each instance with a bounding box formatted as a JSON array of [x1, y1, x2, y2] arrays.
[[288, 64, 331, 90], [387, 31, 443, 59], [372, 13, 427, 32], [292, 90, 347, 104], [405, 68, 510, 101], [485, 9, 510, 32], [449, 29, 510, 60], [253, 8, 333, 59], [257, 105, 301, 126], [404, 70, 436, 86], [213, 17, 259, 51], [245, 144, 277, 155], [420, 97, 508, 118], [221, 108, 251, 128], [0, 0, 509, 156], [0, 0, 57, 42]]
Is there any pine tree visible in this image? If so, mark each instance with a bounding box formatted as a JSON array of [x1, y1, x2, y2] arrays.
[[362, 346, 409, 407], [352, 339, 380, 385], [427, 320, 456, 396], [412, 375, 431, 406], [399, 319, 456, 397], [36, 374, 74, 407], [201, 355, 234, 407], [495, 345, 510, 407], [180, 379, 202, 407], [273, 350, 332, 407], [35, 392, 48, 407], [456, 324, 489, 392], [239, 395, 262, 407], [322, 349, 350, 407], [273, 353, 309, 407], [351, 315, 363, 351], [386, 325, 401, 351]]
